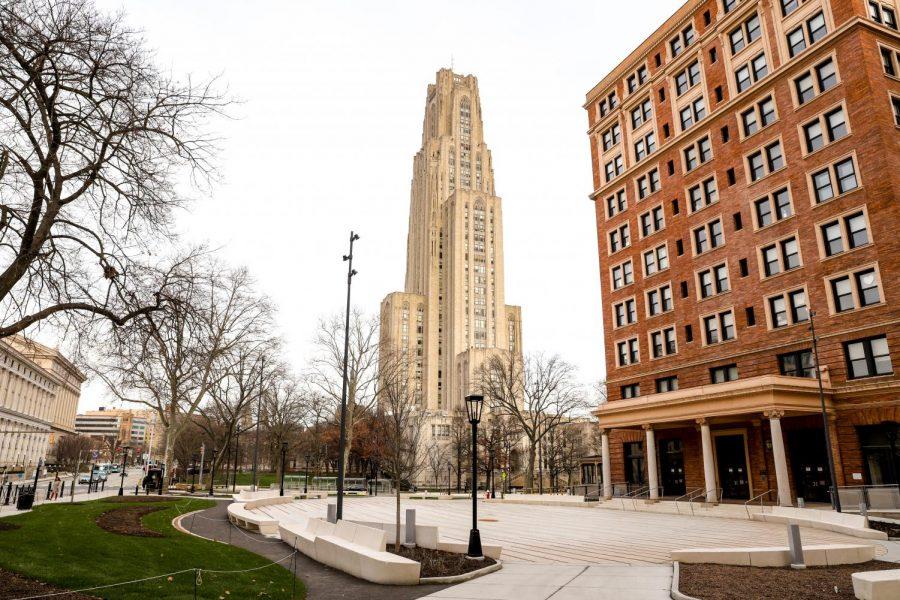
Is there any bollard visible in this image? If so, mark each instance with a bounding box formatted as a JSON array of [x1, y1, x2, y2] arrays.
[[2, 482, 9, 505], [787, 523, 805, 569], [13, 485, 19, 502], [60, 481, 65, 497], [327, 503, 337, 524], [859, 501, 868, 517], [101, 480, 105, 492], [797, 497, 805, 508], [135, 484, 140, 496], [404, 509, 416, 547], [46, 482, 52, 500]]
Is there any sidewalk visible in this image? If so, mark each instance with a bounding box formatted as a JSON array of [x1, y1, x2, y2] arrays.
[[0, 468, 142, 517]]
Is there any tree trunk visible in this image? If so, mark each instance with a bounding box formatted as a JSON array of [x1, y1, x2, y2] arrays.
[[394, 478, 401, 552], [525, 443, 536, 493], [162, 426, 175, 494]]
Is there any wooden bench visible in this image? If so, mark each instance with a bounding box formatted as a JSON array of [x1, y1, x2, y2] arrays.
[[852, 569, 900, 599]]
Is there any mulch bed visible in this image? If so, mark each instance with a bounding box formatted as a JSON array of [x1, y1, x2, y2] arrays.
[[0, 521, 20, 532], [389, 546, 496, 578], [869, 519, 900, 538], [101, 495, 172, 504], [679, 561, 899, 599], [0, 567, 98, 599], [95, 505, 165, 537]]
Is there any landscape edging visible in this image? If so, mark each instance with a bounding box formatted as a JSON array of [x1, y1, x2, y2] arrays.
[[419, 560, 502, 584], [670, 561, 701, 600]]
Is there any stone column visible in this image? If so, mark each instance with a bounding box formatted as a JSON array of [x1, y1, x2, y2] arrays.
[[643, 424, 659, 500], [766, 410, 792, 507], [698, 418, 717, 503], [600, 429, 612, 500]]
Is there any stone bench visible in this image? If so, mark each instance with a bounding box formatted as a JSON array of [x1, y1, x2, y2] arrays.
[[350, 519, 502, 559], [672, 543, 876, 567], [751, 506, 887, 540], [852, 569, 900, 599], [226, 502, 279, 535]]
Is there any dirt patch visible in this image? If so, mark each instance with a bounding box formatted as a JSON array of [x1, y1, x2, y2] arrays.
[[96, 505, 165, 537], [679, 561, 899, 599], [869, 518, 900, 538], [0, 567, 98, 599], [102, 495, 172, 504], [389, 546, 496, 578], [0, 521, 20, 532]]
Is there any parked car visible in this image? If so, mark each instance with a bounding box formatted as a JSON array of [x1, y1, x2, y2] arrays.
[[78, 473, 92, 484]]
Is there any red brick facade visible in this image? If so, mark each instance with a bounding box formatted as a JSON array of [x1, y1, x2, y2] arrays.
[[585, 0, 900, 502]]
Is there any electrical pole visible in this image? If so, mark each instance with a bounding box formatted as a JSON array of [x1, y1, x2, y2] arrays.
[[810, 311, 841, 512], [336, 231, 359, 521]]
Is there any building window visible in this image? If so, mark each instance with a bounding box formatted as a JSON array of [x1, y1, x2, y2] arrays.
[[698, 263, 730, 298], [639, 205, 665, 237], [655, 376, 679, 393], [683, 136, 712, 172], [787, 11, 827, 58], [768, 288, 809, 328], [754, 187, 792, 228], [830, 267, 882, 313], [636, 168, 661, 199], [634, 131, 657, 161], [810, 156, 859, 203], [643, 244, 669, 276], [606, 188, 627, 218], [675, 60, 702, 96], [602, 122, 622, 151], [761, 236, 801, 277], [614, 298, 638, 327], [795, 57, 838, 106], [598, 91, 618, 118], [703, 310, 736, 344], [679, 96, 707, 130], [647, 284, 674, 316], [627, 65, 649, 94], [869, 2, 898, 30], [621, 383, 641, 398], [883, 46, 900, 76], [729, 12, 761, 54], [631, 98, 653, 129], [670, 24, 695, 57], [845, 336, 892, 379], [651, 327, 677, 358], [735, 52, 768, 93], [710, 364, 739, 383], [693, 218, 724, 254], [780, 0, 800, 16], [746, 140, 784, 182], [892, 95, 900, 126], [609, 223, 631, 253], [779, 349, 815, 378], [604, 154, 624, 182], [803, 106, 848, 154], [820, 211, 869, 257], [617, 338, 640, 366], [688, 177, 718, 212], [612, 260, 634, 290], [740, 95, 777, 137]]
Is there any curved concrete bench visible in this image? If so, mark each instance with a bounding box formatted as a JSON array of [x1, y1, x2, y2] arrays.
[[244, 495, 294, 510], [672, 543, 876, 567], [852, 568, 900, 599], [751, 507, 888, 540], [227, 502, 279, 535], [350, 519, 502, 560]]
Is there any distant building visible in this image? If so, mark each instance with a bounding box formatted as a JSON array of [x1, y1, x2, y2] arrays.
[[75, 407, 152, 458], [0, 336, 85, 471]]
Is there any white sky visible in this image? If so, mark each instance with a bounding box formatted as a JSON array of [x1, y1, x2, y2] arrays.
[[75, 0, 683, 410]]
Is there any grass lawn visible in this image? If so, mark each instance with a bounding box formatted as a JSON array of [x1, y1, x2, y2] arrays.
[[0, 497, 305, 599], [215, 471, 278, 488]]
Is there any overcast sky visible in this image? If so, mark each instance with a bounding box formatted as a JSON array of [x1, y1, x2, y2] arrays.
[[76, 0, 682, 410]]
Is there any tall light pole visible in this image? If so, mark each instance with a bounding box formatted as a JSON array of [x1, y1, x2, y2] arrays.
[[208, 448, 218, 497], [336, 231, 359, 521], [810, 311, 841, 512], [465, 394, 485, 560], [252, 357, 265, 492], [280, 442, 289, 497], [117, 447, 129, 496]]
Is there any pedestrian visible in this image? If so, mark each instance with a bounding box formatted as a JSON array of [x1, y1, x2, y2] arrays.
[[49, 475, 61, 500]]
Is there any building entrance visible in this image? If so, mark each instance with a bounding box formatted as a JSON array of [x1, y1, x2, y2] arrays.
[[715, 434, 750, 500], [624, 442, 646, 488], [787, 428, 831, 503], [658, 438, 685, 496]]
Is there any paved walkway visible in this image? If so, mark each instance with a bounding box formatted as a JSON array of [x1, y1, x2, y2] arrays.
[[0, 468, 141, 517]]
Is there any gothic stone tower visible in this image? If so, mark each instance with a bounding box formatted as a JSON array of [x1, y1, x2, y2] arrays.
[[380, 69, 523, 424]]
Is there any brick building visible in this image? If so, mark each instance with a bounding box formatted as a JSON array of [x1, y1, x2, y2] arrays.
[[584, 0, 900, 505]]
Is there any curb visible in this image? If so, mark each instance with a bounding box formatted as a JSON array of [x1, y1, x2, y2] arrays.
[[172, 509, 222, 542], [420, 560, 502, 584], [670, 561, 701, 600]]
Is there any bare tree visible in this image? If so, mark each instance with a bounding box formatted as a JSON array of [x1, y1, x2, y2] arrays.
[[425, 439, 448, 489], [478, 352, 585, 492], [262, 373, 306, 482], [97, 262, 272, 492], [448, 409, 468, 492], [0, 0, 230, 338], [54, 434, 92, 472], [308, 309, 378, 475], [374, 346, 428, 551]]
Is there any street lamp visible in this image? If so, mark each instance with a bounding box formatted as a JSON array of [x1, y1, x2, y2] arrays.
[[208, 448, 218, 497], [280, 442, 289, 497], [465, 394, 485, 560], [117, 447, 130, 496], [190, 454, 198, 494], [336, 230, 359, 521], [303, 454, 310, 494], [810, 311, 841, 512], [447, 461, 452, 497]]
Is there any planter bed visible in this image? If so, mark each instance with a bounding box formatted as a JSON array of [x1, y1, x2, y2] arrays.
[[389, 546, 496, 578]]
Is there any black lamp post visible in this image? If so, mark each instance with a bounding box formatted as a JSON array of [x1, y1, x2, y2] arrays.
[[810, 311, 841, 512], [303, 455, 310, 494], [208, 448, 218, 497], [280, 441, 289, 497], [465, 394, 485, 560], [447, 462, 452, 497], [190, 454, 198, 493], [336, 231, 359, 521], [117, 447, 129, 496]]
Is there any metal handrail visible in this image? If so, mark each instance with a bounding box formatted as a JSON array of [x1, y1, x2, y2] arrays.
[[619, 486, 649, 510], [687, 487, 723, 515], [674, 487, 704, 515], [744, 489, 778, 519], [624, 485, 664, 510]]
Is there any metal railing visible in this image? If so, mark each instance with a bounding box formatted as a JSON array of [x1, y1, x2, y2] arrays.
[[629, 485, 664, 509], [835, 484, 900, 511], [619, 486, 649, 510], [569, 483, 601, 501], [686, 487, 723, 515], [744, 489, 779, 519], [674, 487, 704, 515]]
